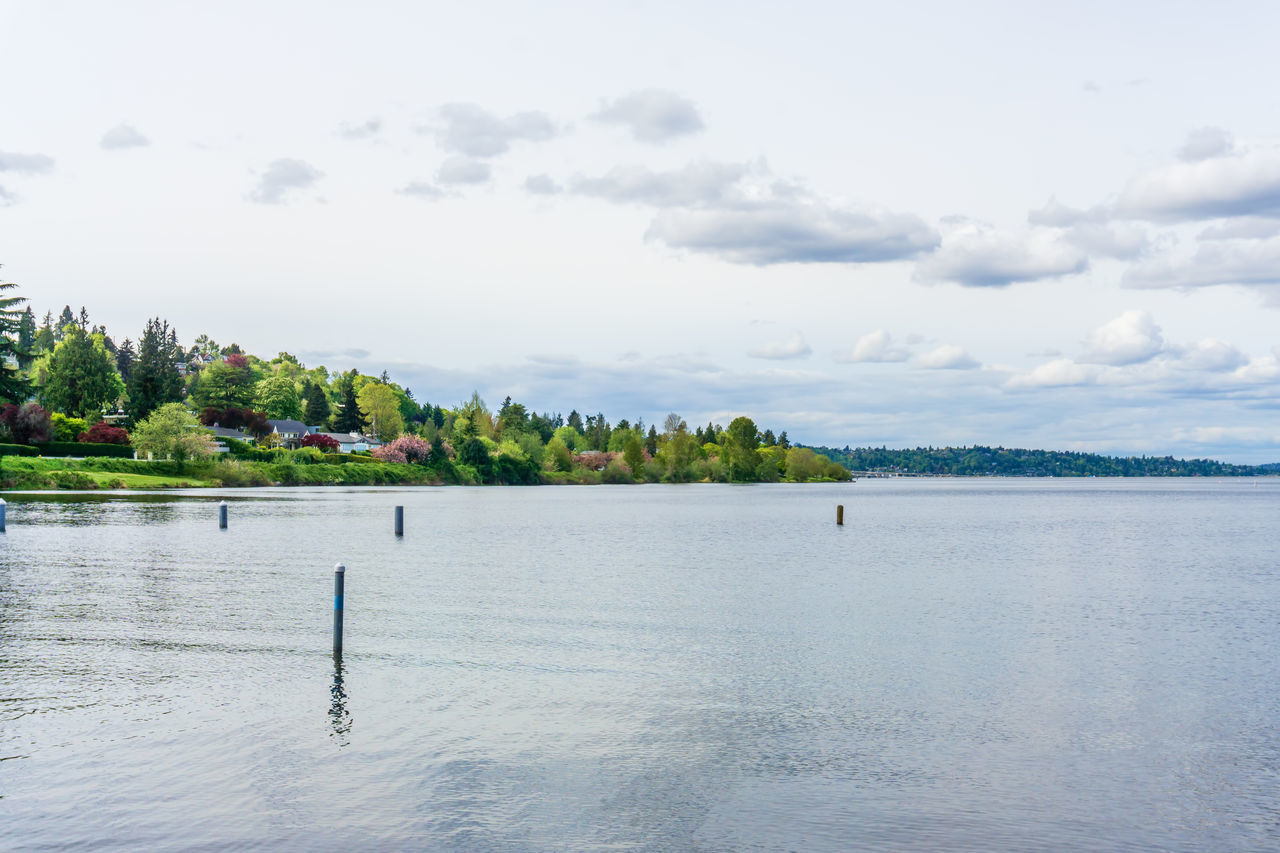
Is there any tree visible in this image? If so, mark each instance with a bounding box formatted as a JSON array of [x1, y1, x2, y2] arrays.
[[254, 375, 302, 420], [331, 371, 364, 433], [645, 425, 658, 456], [567, 410, 583, 431], [0, 402, 53, 443], [302, 380, 331, 425], [131, 403, 216, 465], [55, 306, 74, 341], [0, 278, 31, 403], [115, 338, 136, 382], [17, 307, 36, 368], [663, 412, 685, 437], [127, 318, 182, 423], [723, 416, 762, 481], [79, 421, 131, 444], [189, 358, 255, 410], [357, 382, 404, 442], [301, 432, 339, 451], [39, 325, 126, 419], [623, 435, 645, 479]]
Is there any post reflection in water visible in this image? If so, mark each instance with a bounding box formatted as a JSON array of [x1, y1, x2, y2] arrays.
[[329, 653, 351, 746]]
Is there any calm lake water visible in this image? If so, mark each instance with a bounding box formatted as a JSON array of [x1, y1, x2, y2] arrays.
[[2, 479, 1278, 851]]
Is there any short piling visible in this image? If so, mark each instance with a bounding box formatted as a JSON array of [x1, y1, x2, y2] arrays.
[[837, 504, 844, 526], [1, 498, 6, 533], [394, 505, 404, 537], [333, 563, 345, 655], [219, 500, 228, 529]]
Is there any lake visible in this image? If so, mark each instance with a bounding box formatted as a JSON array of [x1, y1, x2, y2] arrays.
[[2, 480, 1278, 851]]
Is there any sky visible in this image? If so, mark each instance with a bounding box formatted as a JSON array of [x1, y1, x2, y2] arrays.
[[3, 1, 1279, 462]]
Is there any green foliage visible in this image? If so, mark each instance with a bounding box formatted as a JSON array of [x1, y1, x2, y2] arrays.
[[357, 382, 404, 442], [50, 413, 91, 442], [809, 444, 1268, 477], [189, 359, 256, 410], [544, 435, 573, 472], [49, 470, 97, 489], [0, 279, 32, 402], [622, 435, 645, 478], [38, 326, 125, 418], [253, 375, 303, 420], [330, 370, 365, 433], [33, 441, 134, 458], [131, 403, 217, 463], [126, 318, 183, 423], [0, 442, 38, 457]]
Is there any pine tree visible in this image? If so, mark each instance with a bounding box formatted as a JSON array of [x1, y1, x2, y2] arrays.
[[302, 380, 331, 425], [17, 307, 36, 368], [56, 305, 74, 341], [0, 278, 31, 403], [39, 325, 125, 419], [330, 370, 364, 433], [126, 318, 182, 423], [116, 338, 136, 382]]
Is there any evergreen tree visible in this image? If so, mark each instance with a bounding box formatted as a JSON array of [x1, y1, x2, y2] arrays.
[[126, 318, 182, 423], [56, 305, 74, 340], [331, 370, 364, 432], [0, 278, 31, 403], [302, 380, 331, 425], [39, 326, 125, 419], [645, 425, 658, 456], [778, 430, 790, 449], [116, 338, 136, 382], [77, 306, 89, 330], [18, 307, 36, 368], [567, 409, 583, 431]]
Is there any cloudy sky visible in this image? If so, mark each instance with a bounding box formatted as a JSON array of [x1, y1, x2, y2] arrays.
[[3, 2, 1280, 462]]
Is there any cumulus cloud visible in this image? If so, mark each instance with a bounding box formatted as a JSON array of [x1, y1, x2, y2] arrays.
[[1178, 126, 1234, 162], [914, 224, 1088, 287], [916, 344, 979, 370], [1123, 236, 1280, 291], [834, 330, 910, 363], [572, 161, 751, 207], [524, 174, 561, 195], [99, 123, 149, 150], [428, 103, 556, 157], [571, 159, 938, 266], [1027, 197, 1110, 227], [648, 205, 939, 265], [1174, 338, 1248, 372], [1079, 310, 1164, 365], [1061, 222, 1149, 260], [1006, 358, 1101, 389], [0, 151, 55, 173], [436, 157, 491, 185], [1116, 143, 1280, 221], [590, 89, 705, 143], [248, 158, 323, 204], [748, 332, 812, 360], [338, 118, 382, 140], [1197, 218, 1280, 241], [397, 181, 446, 200]]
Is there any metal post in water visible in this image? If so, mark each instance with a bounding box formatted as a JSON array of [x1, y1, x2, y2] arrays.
[[1, 498, 6, 533], [219, 500, 228, 529], [395, 505, 404, 537], [333, 563, 345, 655], [837, 504, 844, 526]]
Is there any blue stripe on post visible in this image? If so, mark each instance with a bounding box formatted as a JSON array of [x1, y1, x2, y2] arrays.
[[334, 594, 343, 610]]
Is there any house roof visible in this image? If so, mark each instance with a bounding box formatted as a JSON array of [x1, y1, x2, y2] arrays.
[[268, 419, 308, 434], [206, 425, 248, 439]]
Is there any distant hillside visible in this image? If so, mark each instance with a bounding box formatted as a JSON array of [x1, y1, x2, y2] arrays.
[[802, 445, 1274, 477]]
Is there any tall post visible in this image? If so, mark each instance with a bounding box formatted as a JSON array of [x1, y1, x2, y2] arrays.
[[394, 505, 404, 537], [333, 563, 345, 655], [0, 498, 6, 533], [219, 500, 228, 529], [836, 504, 844, 526]]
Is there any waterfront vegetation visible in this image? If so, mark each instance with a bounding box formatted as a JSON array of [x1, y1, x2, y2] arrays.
[[0, 281, 851, 489]]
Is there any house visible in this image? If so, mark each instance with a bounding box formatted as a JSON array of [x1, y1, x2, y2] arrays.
[[267, 419, 309, 449], [313, 432, 381, 453], [206, 425, 248, 453]]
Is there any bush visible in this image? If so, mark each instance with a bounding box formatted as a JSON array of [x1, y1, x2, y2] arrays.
[[79, 421, 131, 444], [49, 470, 96, 489], [302, 433, 340, 451], [1, 402, 53, 444], [33, 442, 135, 458], [51, 413, 91, 442], [0, 442, 38, 457]]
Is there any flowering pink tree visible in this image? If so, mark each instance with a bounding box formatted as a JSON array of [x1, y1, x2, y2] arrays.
[[373, 434, 429, 464]]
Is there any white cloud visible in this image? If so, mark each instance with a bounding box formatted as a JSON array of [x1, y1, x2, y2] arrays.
[[0, 151, 55, 173], [1197, 218, 1280, 241], [748, 332, 812, 360], [437, 157, 491, 185], [99, 123, 149, 150], [247, 158, 322, 204], [1123, 235, 1280, 291], [915, 224, 1088, 287], [1027, 197, 1110, 227], [1116, 143, 1280, 221], [1174, 338, 1248, 372], [1061, 222, 1149, 260], [590, 89, 705, 143], [338, 118, 382, 140], [1079, 310, 1164, 365], [524, 174, 561, 195], [1178, 126, 1234, 162], [571, 161, 750, 207], [1006, 358, 1101, 389], [916, 344, 979, 370], [428, 103, 556, 157], [397, 181, 446, 200], [834, 330, 910, 363]]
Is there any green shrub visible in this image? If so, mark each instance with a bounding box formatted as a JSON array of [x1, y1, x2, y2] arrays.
[[49, 470, 96, 489], [0, 443, 38, 457], [33, 442, 134, 458]]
